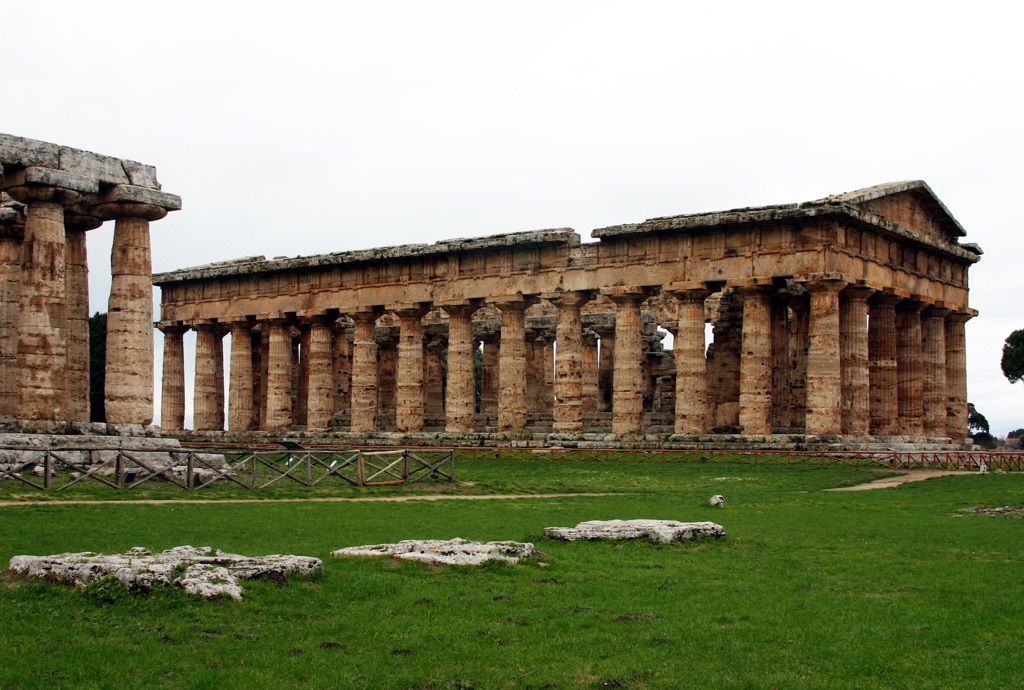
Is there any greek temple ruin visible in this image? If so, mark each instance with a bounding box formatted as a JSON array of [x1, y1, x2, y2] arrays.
[[153, 179, 981, 449], [0, 133, 180, 431]]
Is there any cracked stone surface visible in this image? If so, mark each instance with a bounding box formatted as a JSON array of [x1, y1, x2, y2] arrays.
[[333, 538, 534, 565], [7, 545, 322, 600], [544, 519, 726, 544]]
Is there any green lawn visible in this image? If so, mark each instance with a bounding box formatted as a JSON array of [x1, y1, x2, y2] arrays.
[[1, 457, 1021, 689]]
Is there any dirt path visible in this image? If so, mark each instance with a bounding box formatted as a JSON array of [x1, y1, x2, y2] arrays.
[[822, 469, 971, 492], [0, 492, 615, 508]]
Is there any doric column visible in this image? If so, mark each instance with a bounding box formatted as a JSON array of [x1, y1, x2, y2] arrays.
[[582, 330, 599, 415], [64, 211, 101, 422], [868, 293, 902, 436], [604, 288, 650, 436], [292, 326, 307, 427], [214, 328, 226, 426], [922, 306, 951, 437], [546, 291, 592, 434], [392, 304, 429, 433], [734, 282, 774, 435], [666, 284, 712, 435], [192, 321, 224, 431], [424, 333, 446, 421], [376, 331, 397, 428], [349, 308, 382, 433], [157, 322, 187, 431], [945, 310, 974, 440], [4, 171, 89, 421], [0, 198, 24, 419], [840, 286, 874, 437], [227, 319, 255, 431], [803, 275, 847, 436], [264, 318, 294, 431], [491, 296, 534, 433], [479, 332, 500, 415], [332, 320, 353, 419], [896, 299, 927, 436], [305, 314, 336, 432], [787, 296, 809, 428], [94, 185, 181, 425], [525, 330, 547, 414], [594, 324, 616, 413], [440, 301, 480, 434]]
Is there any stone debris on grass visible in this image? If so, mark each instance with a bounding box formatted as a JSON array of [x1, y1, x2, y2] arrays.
[[7, 546, 322, 601], [959, 506, 1024, 518], [544, 519, 726, 544], [333, 538, 534, 566]]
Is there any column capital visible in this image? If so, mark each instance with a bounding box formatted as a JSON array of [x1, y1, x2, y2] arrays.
[[92, 184, 182, 222], [841, 285, 876, 302], [923, 305, 952, 319], [2, 166, 95, 205], [795, 272, 848, 293], [156, 320, 189, 336], [946, 309, 977, 324], [437, 298, 483, 318], [64, 208, 104, 232], [388, 302, 431, 319], [601, 286, 654, 304], [896, 298, 928, 314], [541, 290, 595, 308], [664, 281, 714, 303], [869, 291, 905, 307], [347, 306, 384, 324], [488, 294, 539, 312]]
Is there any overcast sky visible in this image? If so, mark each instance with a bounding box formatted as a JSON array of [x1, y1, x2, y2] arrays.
[[6, 1, 1023, 434]]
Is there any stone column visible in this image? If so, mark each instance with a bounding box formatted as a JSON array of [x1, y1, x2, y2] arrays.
[[157, 322, 187, 431], [804, 276, 847, 436], [228, 320, 255, 431], [64, 211, 101, 422], [350, 308, 382, 433], [922, 306, 951, 437], [264, 318, 293, 431], [492, 297, 533, 433], [393, 304, 429, 433], [595, 325, 615, 413], [840, 287, 874, 437], [582, 331, 599, 415], [735, 283, 774, 436], [868, 293, 902, 436], [605, 288, 649, 436], [547, 291, 592, 435], [332, 320, 353, 420], [525, 331, 547, 414], [441, 301, 479, 434], [896, 300, 926, 436], [5, 174, 87, 421], [305, 314, 336, 432], [192, 321, 224, 431], [214, 327, 226, 426], [787, 296, 809, 428], [480, 333, 500, 416], [423, 334, 446, 422], [666, 284, 712, 435], [94, 185, 181, 426], [945, 311, 973, 440], [292, 326, 307, 427], [0, 201, 24, 419]]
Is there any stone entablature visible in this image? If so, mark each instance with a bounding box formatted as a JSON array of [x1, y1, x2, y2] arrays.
[[0, 134, 180, 427], [153, 181, 980, 446]]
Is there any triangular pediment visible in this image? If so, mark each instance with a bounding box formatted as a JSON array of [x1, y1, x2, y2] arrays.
[[816, 180, 966, 242]]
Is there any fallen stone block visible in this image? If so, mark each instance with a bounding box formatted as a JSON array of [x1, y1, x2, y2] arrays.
[[7, 546, 322, 601], [333, 538, 534, 566], [544, 519, 726, 544]]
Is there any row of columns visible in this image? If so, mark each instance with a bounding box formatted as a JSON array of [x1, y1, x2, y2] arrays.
[[159, 276, 972, 440]]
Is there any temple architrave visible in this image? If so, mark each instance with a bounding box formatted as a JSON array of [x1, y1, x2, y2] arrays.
[[0, 133, 181, 430], [154, 180, 981, 449]]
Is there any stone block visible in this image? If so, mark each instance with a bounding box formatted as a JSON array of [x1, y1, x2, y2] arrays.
[[544, 519, 726, 544], [333, 538, 534, 566]]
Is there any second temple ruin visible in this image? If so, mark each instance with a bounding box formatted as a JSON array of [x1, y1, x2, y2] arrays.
[[153, 179, 981, 449]]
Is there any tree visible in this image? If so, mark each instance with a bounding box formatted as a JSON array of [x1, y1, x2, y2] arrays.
[[89, 312, 106, 423], [1007, 428, 1024, 439], [968, 402, 996, 449], [1001, 329, 1024, 384]]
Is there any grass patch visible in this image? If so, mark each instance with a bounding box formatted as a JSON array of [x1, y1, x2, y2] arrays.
[[0, 456, 1021, 688]]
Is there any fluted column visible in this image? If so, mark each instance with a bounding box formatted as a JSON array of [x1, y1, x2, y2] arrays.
[[595, 326, 615, 413], [667, 284, 712, 435], [492, 297, 533, 433], [228, 320, 255, 431], [547, 291, 592, 434], [840, 287, 874, 437], [264, 318, 294, 431], [735, 283, 774, 435], [0, 201, 24, 419], [582, 331, 599, 415], [945, 311, 973, 440], [350, 308, 382, 433], [5, 181, 83, 421], [896, 300, 926, 436], [922, 306, 950, 437], [332, 320, 353, 419], [393, 304, 429, 433], [480, 333, 500, 416], [804, 276, 847, 436], [424, 334, 446, 421], [441, 301, 480, 434], [868, 293, 901, 436], [157, 322, 187, 431], [605, 288, 649, 436], [94, 186, 180, 425], [64, 211, 101, 422], [192, 322, 224, 430], [305, 314, 336, 432]]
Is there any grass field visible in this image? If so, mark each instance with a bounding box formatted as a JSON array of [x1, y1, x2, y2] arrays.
[[1, 456, 1021, 689]]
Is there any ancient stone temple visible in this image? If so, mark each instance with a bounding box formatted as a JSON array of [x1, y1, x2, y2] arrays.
[[154, 180, 981, 449], [0, 134, 181, 429]]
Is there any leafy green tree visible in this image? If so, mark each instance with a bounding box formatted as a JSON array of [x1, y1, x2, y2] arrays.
[[1001, 329, 1024, 384], [968, 402, 996, 449], [89, 312, 106, 423]]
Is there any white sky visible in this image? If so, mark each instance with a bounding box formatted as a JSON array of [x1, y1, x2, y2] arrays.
[[5, 1, 1023, 434]]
